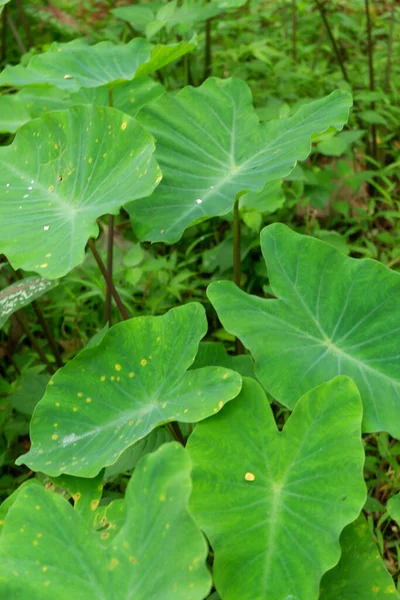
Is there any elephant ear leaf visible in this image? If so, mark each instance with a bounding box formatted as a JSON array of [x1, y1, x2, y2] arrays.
[[320, 514, 399, 598], [187, 376, 366, 600], [129, 78, 351, 242], [0, 277, 58, 329], [208, 223, 400, 437], [0, 443, 212, 600], [16, 303, 241, 477], [0, 105, 161, 279]]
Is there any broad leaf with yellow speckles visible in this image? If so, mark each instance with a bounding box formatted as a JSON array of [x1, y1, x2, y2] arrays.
[[17, 303, 242, 477], [0, 104, 160, 279], [49, 470, 105, 521], [129, 79, 352, 243], [187, 377, 366, 600], [208, 223, 400, 437], [0, 443, 212, 600], [320, 514, 399, 598]]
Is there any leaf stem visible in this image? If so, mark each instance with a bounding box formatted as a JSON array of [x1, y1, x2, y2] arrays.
[[233, 198, 244, 355], [14, 310, 55, 375], [167, 422, 185, 445], [88, 239, 129, 321], [204, 18, 212, 81], [384, 0, 395, 93], [364, 0, 377, 162], [105, 87, 115, 326], [314, 0, 350, 84], [14, 270, 63, 368]]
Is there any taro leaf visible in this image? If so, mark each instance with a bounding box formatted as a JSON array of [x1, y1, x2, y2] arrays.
[[135, 39, 197, 77], [239, 179, 285, 214], [0, 277, 58, 329], [187, 376, 366, 600], [0, 39, 150, 91], [129, 79, 352, 242], [0, 105, 160, 279], [49, 470, 104, 521], [208, 223, 400, 436], [93, 499, 126, 546], [1, 443, 212, 600], [0, 38, 195, 92], [111, 5, 156, 33], [104, 427, 172, 481], [0, 94, 31, 133], [192, 341, 255, 379], [16, 303, 241, 477], [10, 372, 51, 416], [17, 86, 72, 117], [387, 493, 400, 526], [320, 514, 399, 598], [70, 78, 164, 118]]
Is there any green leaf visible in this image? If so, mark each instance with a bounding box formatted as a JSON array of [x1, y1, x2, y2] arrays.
[[0, 105, 160, 279], [129, 79, 352, 242], [49, 470, 104, 521], [9, 372, 50, 416], [0, 39, 150, 91], [70, 78, 165, 118], [1, 443, 212, 599], [0, 277, 58, 329], [135, 39, 197, 77], [104, 428, 172, 481], [320, 515, 399, 598], [187, 377, 366, 600], [387, 493, 400, 526], [192, 341, 255, 379], [239, 179, 285, 214], [111, 5, 156, 33], [358, 110, 388, 126], [208, 223, 400, 436], [16, 303, 241, 476], [0, 94, 31, 133]]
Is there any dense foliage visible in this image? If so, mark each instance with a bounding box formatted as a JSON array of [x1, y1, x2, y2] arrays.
[[0, 1, 399, 598]]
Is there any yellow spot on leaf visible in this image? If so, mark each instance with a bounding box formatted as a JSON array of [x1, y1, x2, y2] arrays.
[[141, 359, 147, 366], [159, 493, 166, 502], [45, 253, 52, 258], [129, 556, 137, 563], [121, 122, 127, 131], [40, 264, 48, 269], [111, 376, 115, 381], [42, 566, 48, 572], [222, 373, 229, 380], [52, 434, 58, 440], [73, 407, 78, 412], [100, 376, 106, 381], [115, 364, 121, 371], [129, 372, 135, 378], [372, 587, 380, 593], [77, 392, 83, 397], [88, 157, 93, 164], [37, 533, 42, 538], [86, 397, 92, 403], [91, 500, 99, 511], [33, 540, 38, 546], [55, 402, 60, 407], [48, 185, 54, 192], [245, 472, 255, 482], [218, 401, 224, 409], [101, 532, 110, 539]]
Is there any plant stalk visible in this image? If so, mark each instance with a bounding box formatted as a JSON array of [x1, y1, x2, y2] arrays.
[[1, 5, 6, 64], [314, 0, 350, 84], [292, 0, 297, 62], [105, 87, 115, 326], [13, 270, 63, 368], [6, 13, 26, 55], [384, 0, 396, 93], [365, 0, 377, 161], [233, 198, 244, 355], [204, 18, 212, 81], [167, 422, 185, 445], [88, 239, 129, 321], [14, 310, 55, 375]]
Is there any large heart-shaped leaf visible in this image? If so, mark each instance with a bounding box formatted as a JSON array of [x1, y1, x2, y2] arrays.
[[0, 277, 58, 329], [0, 94, 31, 133], [16, 303, 241, 477], [187, 376, 366, 600], [320, 514, 399, 598], [128, 78, 351, 242], [0, 38, 195, 91], [208, 223, 400, 436], [0, 105, 160, 278], [0, 39, 150, 91], [1, 443, 212, 600]]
